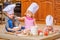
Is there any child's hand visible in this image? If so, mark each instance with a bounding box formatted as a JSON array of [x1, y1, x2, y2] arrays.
[[16, 17, 21, 20], [16, 17, 25, 20], [35, 24, 37, 26], [17, 17, 21, 19]]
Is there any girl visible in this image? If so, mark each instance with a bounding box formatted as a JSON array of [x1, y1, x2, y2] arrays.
[[17, 2, 39, 35], [17, 10, 36, 35]]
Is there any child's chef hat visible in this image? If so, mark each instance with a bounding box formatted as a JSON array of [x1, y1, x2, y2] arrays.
[[3, 4, 16, 14], [27, 2, 39, 14], [46, 15, 53, 26]]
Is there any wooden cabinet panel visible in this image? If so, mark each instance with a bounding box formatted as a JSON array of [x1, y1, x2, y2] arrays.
[[40, 0, 53, 23], [21, 0, 32, 16], [54, 0, 60, 25], [40, 1, 47, 20]]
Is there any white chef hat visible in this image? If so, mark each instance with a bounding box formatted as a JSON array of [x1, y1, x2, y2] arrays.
[[46, 15, 53, 26], [3, 4, 16, 14], [27, 2, 39, 14]]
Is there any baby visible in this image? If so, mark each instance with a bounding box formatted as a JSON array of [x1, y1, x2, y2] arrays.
[[44, 15, 60, 34], [44, 15, 54, 34]]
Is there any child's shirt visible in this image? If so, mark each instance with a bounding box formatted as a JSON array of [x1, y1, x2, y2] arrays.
[[24, 16, 34, 29], [8, 19, 15, 29]]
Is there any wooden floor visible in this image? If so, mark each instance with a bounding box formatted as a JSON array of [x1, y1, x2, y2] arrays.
[[0, 23, 60, 40]]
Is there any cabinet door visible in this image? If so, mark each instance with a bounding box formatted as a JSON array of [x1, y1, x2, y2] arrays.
[[21, 0, 32, 16], [40, 0, 53, 19]]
